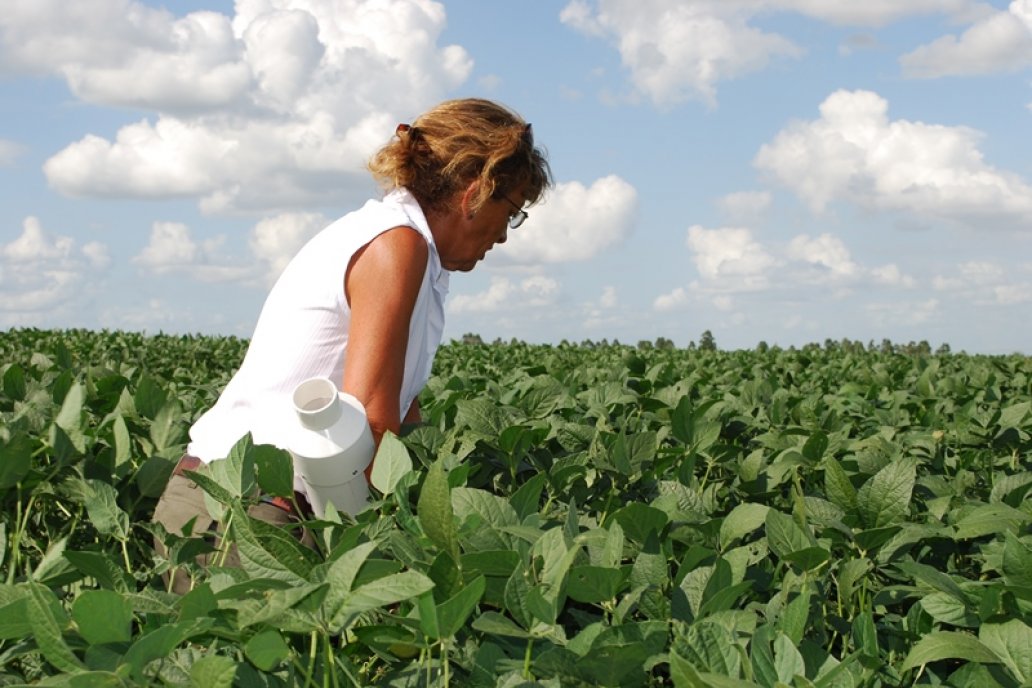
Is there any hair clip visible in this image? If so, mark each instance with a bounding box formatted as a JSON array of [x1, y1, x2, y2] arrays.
[[396, 123, 411, 136]]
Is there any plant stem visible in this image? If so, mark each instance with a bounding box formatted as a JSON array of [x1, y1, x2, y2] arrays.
[[523, 637, 534, 679]]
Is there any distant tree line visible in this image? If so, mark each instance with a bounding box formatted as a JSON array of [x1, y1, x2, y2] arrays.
[[457, 331, 954, 356]]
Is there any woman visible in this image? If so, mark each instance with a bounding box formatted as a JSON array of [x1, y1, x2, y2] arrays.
[[153, 98, 551, 589]]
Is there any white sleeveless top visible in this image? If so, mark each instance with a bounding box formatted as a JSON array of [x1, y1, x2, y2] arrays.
[[187, 188, 450, 463]]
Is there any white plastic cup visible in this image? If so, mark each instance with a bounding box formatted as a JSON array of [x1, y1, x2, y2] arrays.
[[288, 377, 375, 517]]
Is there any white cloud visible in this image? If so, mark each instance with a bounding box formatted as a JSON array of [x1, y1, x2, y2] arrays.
[[599, 286, 618, 308], [0, 139, 24, 166], [132, 213, 328, 284], [994, 283, 1032, 303], [686, 225, 776, 285], [558, 1, 989, 106], [653, 286, 689, 311], [776, 0, 986, 27], [249, 212, 328, 284], [717, 191, 772, 222], [754, 89, 1032, 228], [900, 0, 1032, 77], [448, 275, 560, 314], [14, 0, 472, 213], [498, 175, 637, 264], [560, 0, 802, 107], [787, 233, 859, 279], [0, 217, 110, 323]]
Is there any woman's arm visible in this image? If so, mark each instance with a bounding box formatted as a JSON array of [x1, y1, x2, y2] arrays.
[[341, 226, 428, 473]]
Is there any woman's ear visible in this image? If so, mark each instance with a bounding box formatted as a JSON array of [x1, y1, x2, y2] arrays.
[[460, 181, 480, 219]]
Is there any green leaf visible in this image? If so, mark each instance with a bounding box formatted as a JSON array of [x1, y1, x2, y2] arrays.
[[774, 632, 806, 685], [150, 400, 186, 452], [83, 479, 130, 540], [432, 573, 486, 639], [369, 431, 413, 495], [1002, 532, 1032, 588], [823, 457, 858, 515], [953, 503, 1031, 540], [900, 631, 1001, 673], [765, 509, 815, 560], [189, 655, 237, 688], [979, 619, 1032, 685], [72, 590, 132, 645], [611, 502, 668, 543], [0, 433, 33, 490], [253, 444, 295, 499], [720, 503, 769, 549], [857, 458, 915, 528], [418, 459, 459, 560], [567, 565, 627, 604], [472, 611, 531, 638], [244, 629, 291, 672], [54, 381, 86, 452], [510, 472, 547, 521], [27, 582, 85, 672]]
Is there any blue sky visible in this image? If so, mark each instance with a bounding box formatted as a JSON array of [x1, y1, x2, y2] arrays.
[[2, 0, 1031, 352]]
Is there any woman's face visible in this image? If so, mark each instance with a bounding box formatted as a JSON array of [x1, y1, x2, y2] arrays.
[[439, 186, 527, 272]]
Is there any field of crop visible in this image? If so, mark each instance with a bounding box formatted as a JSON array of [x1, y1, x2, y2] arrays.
[[1, 328, 1031, 687]]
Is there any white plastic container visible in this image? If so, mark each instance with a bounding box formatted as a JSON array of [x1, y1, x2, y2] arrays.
[[287, 376, 375, 517]]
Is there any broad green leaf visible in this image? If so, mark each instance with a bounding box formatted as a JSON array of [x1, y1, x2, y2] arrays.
[[0, 433, 32, 489], [54, 381, 86, 452], [720, 503, 769, 549], [244, 629, 291, 672], [369, 431, 413, 495], [774, 632, 806, 685], [27, 582, 85, 673], [801, 431, 828, 463], [509, 472, 547, 520], [900, 631, 1001, 673], [823, 457, 857, 515], [189, 655, 237, 688], [429, 573, 486, 639], [765, 509, 815, 560], [472, 611, 531, 639], [672, 620, 742, 677], [980, 619, 1032, 685], [344, 570, 434, 621], [1002, 532, 1032, 588], [418, 459, 459, 561], [779, 590, 811, 645], [72, 589, 132, 645], [83, 479, 130, 540], [953, 503, 1031, 540], [857, 458, 915, 528], [252, 444, 295, 499], [896, 561, 970, 605], [611, 502, 668, 543], [567, 565, 627, 604], [133, 375, 166, 419], [150, 400, 185, 452]]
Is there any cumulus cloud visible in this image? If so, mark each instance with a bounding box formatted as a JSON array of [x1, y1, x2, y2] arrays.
[[11, 0, 472, 212], [0, 217, 110, 325], [900, 0, 1032, 77], [132, 212, 328, 284], [717, 191, 772, 222], [559, 0, 988, 106], [497, 175, 637, 264], [655, 226, 917, 311], [448, 275, 560, 314], [754, 89, 1032, 228], [686, 226, 777, 285], [653, 286, 689, 312], [932, 259, 1032, 304], [560, 0, 802, 107]]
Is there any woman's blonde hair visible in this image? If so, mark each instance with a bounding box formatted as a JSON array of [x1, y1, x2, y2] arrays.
[[368, 98, 552, 213]]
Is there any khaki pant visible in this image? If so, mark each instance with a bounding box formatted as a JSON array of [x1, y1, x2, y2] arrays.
[[152, 459, 311, 594]]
